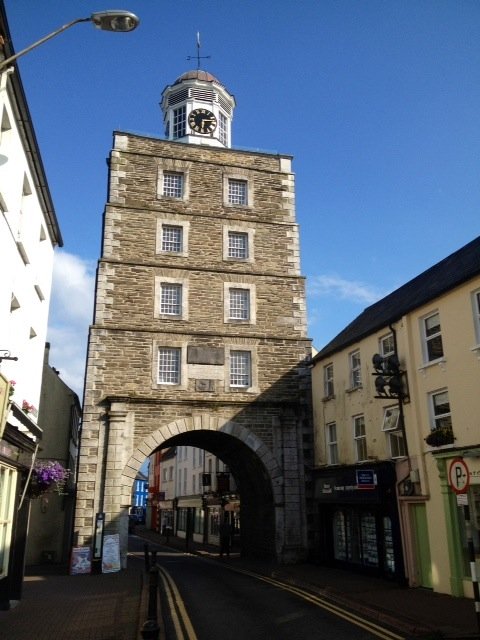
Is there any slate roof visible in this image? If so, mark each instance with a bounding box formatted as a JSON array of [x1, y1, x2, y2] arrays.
[[313, 235, 480, 362]]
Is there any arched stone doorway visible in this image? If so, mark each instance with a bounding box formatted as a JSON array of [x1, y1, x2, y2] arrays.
[[117, 416, 285, 566]]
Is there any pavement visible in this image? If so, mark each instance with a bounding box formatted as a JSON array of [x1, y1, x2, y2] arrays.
[[0, 526, 478, 640]]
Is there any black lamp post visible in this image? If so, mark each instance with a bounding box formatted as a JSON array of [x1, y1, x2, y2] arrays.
[[0, 10, 140, 72]]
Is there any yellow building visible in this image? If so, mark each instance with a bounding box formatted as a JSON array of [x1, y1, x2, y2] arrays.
[[311, 236, 480, 596]]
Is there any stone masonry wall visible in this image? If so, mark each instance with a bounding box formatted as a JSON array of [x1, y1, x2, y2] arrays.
[[75, 133, 312, 563]]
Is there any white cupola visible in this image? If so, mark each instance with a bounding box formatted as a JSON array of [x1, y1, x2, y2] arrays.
[[161, 69, 236, 148]]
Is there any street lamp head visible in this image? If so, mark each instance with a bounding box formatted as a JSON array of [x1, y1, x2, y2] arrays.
[[90, 10, 140, 32], [0, 9, 140, 72]]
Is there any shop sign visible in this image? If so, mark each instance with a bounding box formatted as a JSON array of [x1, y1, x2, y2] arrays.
[[448, 458, 470, 495], [356, 469, 377, 490], [316, 465, 391, 504], [466, 457, 480, 485]]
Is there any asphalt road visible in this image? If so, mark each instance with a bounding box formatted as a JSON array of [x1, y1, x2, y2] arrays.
[[153, 548, 404, 640]]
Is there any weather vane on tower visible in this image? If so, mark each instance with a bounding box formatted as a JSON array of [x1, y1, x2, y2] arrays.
[[187, 32, 211, 70]]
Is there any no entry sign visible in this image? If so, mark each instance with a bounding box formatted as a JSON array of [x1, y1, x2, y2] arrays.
[[448, 458, 470, 495]]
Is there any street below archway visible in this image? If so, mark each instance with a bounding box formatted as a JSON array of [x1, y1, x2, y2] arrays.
[[141, 537, 403, 640]]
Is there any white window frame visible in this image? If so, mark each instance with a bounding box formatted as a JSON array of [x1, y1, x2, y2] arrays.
[[227, 231, 248, 259], [350, 350, 362, 389], [225, 344, 258, 392], [353, 415, 367, 462], [173, 105, 186, 138], [153, 339, 187, 389], [429, 389, 452, 431], [155, 276, 189, 320], [228, 179, 247, 205], [223, 225, 255, 263], [160, 282, 182, 316], [380, 333, 395, 357], [421, 311, 444, 363], [157, 347, 181, 385], [223, 170, 254, 208], [218, 111, 228, 146], [388, 430, 406, 459], [471, 289, 480, 346], [326, 422, 338, 465], [156, 161, 190, 203], [229, 288, 250, 320], [161, 224, 183, 253], [224, 283, 256, 325], [162, 171, 184, 198], [156, 218, 190, 257], [382, 406, 400, 431], [323, 364, 334, 398], [229, 350, 251, 388]]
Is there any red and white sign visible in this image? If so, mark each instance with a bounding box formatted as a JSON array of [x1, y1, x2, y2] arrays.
[[448, 458, 470, 495]]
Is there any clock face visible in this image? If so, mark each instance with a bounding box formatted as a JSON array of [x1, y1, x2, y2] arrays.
[[188, 108, 217, 134]]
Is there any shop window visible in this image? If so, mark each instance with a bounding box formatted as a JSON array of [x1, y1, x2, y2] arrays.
[[383, 517, 396, 573], [333, 510, 348, 561], [177, 508, 187, 532], [360, 513, 378, 567]]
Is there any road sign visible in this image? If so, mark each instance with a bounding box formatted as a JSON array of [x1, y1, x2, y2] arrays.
[[448, 458, 470, 495]]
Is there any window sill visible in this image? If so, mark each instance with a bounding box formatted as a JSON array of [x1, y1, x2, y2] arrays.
[[158, 314, 184, 321], [322, 395, 335, 403], [418, 357, 446, 372], [346, 385, 362, 394]]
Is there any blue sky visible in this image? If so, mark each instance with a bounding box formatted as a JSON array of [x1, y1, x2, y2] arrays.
[[4, 0, 480, 396]]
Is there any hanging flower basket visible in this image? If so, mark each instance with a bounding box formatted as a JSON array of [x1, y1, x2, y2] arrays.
[[28, 461, 70, 498], [425, 426, 455, 447]]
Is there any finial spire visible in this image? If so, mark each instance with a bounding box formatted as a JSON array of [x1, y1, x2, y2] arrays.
[[187, 32, 211, 70]]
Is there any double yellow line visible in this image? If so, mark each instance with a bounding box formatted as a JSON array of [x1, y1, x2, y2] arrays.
[[158, 558, 405, 640], [158, 565, 198, 640], [227, 565, 405, 640]]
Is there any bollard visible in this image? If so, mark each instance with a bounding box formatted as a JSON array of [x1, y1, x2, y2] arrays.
[[141, 619, 160, 640], [151, 549, 157, 566], [140, 565, 160, 639], [144, 542, 150, 572]]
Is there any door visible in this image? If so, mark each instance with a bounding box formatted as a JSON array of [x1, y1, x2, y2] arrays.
[[411, 503, 433, 588]]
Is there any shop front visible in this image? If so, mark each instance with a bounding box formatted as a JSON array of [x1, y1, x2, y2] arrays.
[[176, 496, 204, 545], [313, 462, 405, 582], [0, 397, 42, 609], [158, 499, 174, 537]]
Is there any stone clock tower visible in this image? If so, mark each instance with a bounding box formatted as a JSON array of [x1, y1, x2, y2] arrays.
[[74, 63, 312, 567]]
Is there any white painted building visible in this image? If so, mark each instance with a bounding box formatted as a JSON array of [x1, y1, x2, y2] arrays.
[[0, 3, 62, 608]]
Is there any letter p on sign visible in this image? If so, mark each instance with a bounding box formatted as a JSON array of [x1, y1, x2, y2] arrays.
[[448, 458, 470, 495]]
